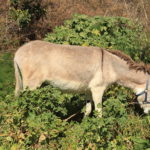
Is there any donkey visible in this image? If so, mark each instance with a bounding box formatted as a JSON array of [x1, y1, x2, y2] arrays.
[[14, 40, 150, 116]]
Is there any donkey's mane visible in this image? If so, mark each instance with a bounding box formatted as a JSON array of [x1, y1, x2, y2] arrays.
[[107, 50, 150, 74]]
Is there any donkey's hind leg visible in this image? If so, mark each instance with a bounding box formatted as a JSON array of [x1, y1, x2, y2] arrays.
[[15, 76, 21, 96]]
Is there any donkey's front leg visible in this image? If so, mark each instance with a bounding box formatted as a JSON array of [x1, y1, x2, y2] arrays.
[[91, 86, 106, 117]]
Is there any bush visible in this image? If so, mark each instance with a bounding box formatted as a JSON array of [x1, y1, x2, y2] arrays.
[[45, 14, 149, 63], [0, 86, 150, 149], [9, 0, 46, 28], [9, 0, 47, 42]]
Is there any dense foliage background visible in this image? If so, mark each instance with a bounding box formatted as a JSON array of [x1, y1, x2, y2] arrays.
[[45, 14, 149, 62], [0, 14, 150, 149], [1, 0, 150, 50]]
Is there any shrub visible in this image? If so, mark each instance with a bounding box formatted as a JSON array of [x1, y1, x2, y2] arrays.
[[9, 0, 47, 42], [9, 0, 46, 28], [45, 14, 149, 63], [0, 86, 150, 149]]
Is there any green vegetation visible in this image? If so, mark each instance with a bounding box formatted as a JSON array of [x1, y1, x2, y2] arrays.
[[45, 14, 150, 63], [0, 86, 150, 149], [9, 0, 46, 29], [0, 53, 14, 99], [0, 14, 150, 149]]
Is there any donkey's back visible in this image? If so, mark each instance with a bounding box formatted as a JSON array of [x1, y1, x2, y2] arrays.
[[14, 40, 103, 96]]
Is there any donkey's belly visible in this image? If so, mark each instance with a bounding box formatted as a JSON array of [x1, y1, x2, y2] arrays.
[[49, 79, 88, 92]]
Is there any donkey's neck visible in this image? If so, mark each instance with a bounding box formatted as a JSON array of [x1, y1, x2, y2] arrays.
[[111, 54, 148, 93]]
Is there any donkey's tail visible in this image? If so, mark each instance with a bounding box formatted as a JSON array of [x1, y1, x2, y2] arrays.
[[14, 60, 23, 96]]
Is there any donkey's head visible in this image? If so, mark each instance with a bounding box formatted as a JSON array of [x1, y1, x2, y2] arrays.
[[136, 79, 150, 114], [107, 49, 150, 114]]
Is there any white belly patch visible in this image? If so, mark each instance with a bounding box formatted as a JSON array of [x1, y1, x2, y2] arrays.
[[50, 79, 86, 91]]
